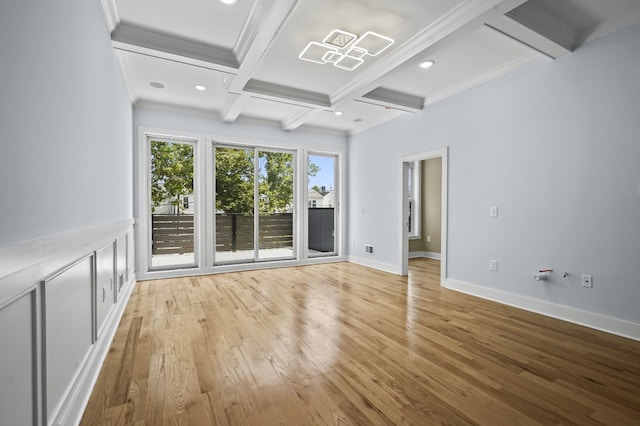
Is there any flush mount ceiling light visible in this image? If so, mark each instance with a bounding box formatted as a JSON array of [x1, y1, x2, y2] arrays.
[[194, 84, 207, 91], [299, 29, 394, 71], [219, 0, 237, 4]]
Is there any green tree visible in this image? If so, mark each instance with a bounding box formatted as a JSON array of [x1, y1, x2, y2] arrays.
[[215, 147, 254, 214], [259, 152, 294, 213], [150, 141, 193, 213], [152, 144, 320, 215]]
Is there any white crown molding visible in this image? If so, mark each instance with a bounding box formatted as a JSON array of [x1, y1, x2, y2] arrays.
[[99, 0, 119, 32], [114, 49, 135, 103], [424, 50, 544, 107]]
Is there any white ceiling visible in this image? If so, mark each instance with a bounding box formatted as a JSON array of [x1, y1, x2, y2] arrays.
[[101, 0, 640, 135]]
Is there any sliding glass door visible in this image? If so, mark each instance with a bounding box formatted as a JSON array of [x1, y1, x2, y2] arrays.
[[258, 151, 294, 260], [214, 145, 295, 264], [214, 146, 255, 263]]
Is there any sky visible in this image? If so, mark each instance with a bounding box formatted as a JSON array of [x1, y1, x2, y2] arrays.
[[308, 155, 335, 190]]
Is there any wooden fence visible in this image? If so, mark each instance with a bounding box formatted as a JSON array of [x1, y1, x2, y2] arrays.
[[151, 214, 195, 255], [151, 213, 293, 255]]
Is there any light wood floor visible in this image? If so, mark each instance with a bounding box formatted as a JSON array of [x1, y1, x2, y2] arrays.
[[81, 259, 640, 425]]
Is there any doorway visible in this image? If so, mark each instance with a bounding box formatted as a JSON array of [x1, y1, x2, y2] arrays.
[[400, 148, 448, 280]]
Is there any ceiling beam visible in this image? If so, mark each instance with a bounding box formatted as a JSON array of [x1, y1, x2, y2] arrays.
[[112, 24, 239, 68], [220, 93, 249, 123], [281, 108, 316, 131], [485, 14, 572, 58], [328, 0, 530, 110]]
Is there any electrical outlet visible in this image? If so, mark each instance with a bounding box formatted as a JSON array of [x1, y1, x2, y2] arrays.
[[582, 275, 593, 288], [364, 244, 374, 254], [489, 259, 498, 271], [489, 206, 498, 217]]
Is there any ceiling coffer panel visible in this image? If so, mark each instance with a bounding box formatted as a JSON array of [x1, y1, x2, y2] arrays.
[[104, 0, 640, 134]]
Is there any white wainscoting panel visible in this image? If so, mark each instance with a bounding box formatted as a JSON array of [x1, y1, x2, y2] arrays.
[[44, 256, 94, 421], [0, 292, 35, 426]]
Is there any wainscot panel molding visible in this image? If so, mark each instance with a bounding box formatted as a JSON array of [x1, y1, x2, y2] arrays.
[[444, 278, 640, 342], [0, 219, 136, 426]]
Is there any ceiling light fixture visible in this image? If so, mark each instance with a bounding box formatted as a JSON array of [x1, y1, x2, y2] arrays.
[[195, 84, 207, 91], [299, 29, 394, 71], [150, 82, 165, 89], [419, 60, 435, 69], [219, 0, 237, 5], [334, 111, 343, 116]]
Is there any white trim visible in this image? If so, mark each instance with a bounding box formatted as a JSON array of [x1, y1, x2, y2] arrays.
[[347, 255, 400, 275], [138, 255, 347, 281], [400, 147, 448, 282], [0, 220, 134, 308], [444, 278, 640, 342], [60, 274, 136, 426], [99, 0, 119, 32], [137, 126, 346, 279], [409, 251, 441, 260]]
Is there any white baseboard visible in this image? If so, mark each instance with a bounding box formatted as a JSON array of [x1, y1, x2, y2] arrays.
[[444, 278, 640, 342], [347, 255, 400, 275], [59, 274, 137, 426], [409, 251, 441, 260]]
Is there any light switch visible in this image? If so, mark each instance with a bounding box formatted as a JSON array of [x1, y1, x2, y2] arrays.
[[489, 206, 498, 217]]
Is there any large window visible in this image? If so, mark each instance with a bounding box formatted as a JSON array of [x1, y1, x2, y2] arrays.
[[307, 153, 337, 257], [149, 139, 196, 269], [139, 131, 342, 277], [214, 145, 295, 265]]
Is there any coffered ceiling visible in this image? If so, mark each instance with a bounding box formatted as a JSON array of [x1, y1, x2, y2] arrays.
[[101, 0, 640, 134]]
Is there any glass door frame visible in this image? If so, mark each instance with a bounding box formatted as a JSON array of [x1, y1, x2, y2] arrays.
[[144, 134, 201, 272], [212, 142, 297, 265]]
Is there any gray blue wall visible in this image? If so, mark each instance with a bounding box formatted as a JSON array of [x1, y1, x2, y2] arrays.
[[0, 0, 132, 247], [349, 22, 640, 327]]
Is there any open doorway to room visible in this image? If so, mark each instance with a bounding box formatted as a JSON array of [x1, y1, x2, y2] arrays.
[[400, 148, 448, 280]]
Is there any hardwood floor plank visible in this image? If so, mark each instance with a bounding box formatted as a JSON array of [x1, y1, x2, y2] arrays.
[[82, 259, 640, 425]]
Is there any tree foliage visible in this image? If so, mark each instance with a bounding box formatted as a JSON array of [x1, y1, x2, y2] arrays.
[[150, 141, 193, 213], [215, 147, 254, 214], [151, 143, 319, 215]]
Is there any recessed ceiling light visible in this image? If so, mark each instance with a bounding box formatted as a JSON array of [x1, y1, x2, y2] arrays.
[[354, 118, 363, 123], [334, 111, 343, 116], [150, 82, 164, 89], [419, 60, 435, 69], [219, 0, 237, 4], [195, 84, 207, 91]]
